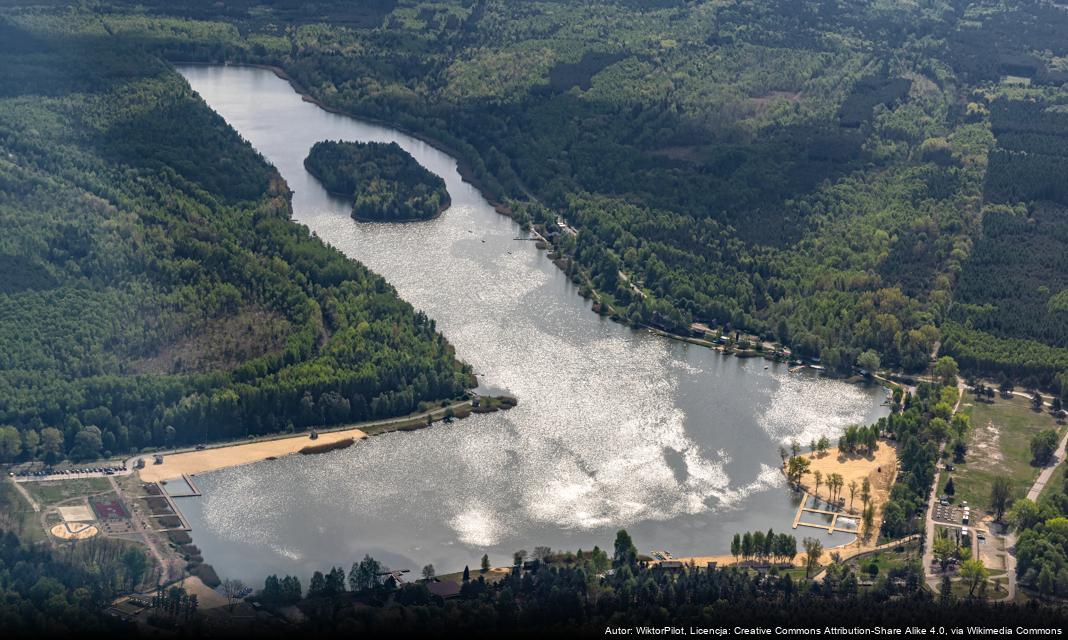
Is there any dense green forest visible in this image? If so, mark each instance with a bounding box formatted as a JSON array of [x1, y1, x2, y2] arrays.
[[0, 10, 470, 462], [304, 140, 449, 221], [40, 0, 1066, 390], [1009, 466, 1068, 598], [943, 95, 1068, 382], [0, 528, 133, 633], [877, 383, 959, 538]]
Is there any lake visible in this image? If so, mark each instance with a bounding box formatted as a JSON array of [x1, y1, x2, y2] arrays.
[[176, 64, 889, 585]]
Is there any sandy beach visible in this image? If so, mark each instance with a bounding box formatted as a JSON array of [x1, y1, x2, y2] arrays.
[[797, 443, 898, 514], [795, 442, 899, 557], [137, 427, 367, 483], [670, 444, 902, 570], [181, 576, 231, 609]]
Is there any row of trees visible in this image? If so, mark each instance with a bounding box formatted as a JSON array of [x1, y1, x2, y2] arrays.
[[880, 383, 957, 538], [150, 585, 199, 623], [729, 530, 798, 565], [838, 424, 879, 455], [235, 528, 1065, 633]]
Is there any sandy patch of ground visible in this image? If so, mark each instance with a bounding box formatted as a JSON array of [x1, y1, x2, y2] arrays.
[[794, 443, 898, 558], [58, 505, 94, 522], [50, 522, 98, 540], [138, 427, 368, 482], [798, 443, 898, 516], [671, 444, 902, 570], [181, 576, 230, 610], [970, 420, 1004, 466], [977, 515, 1010, 573]]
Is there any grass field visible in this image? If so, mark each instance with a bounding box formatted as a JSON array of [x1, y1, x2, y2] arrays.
[[845, 540, 921, 577], [0, 481, 44, 543], [23, 477, 113, 507], [939, 395, 1063, 513]]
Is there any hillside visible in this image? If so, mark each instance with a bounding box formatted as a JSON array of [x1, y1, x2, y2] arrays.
[[0, 12, 470, 463]]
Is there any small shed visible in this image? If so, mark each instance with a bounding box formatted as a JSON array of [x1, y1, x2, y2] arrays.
[[425, 580, 461, 600], [656, 561, 685, 573]]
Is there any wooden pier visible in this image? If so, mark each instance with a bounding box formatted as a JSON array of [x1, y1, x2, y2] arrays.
[[792, 499, 858, 535], [181, 474, 202, 497]]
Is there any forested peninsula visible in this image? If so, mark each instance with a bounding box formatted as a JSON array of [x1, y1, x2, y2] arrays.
[[304, 140, 450, 222], [0, 13, 470, 464]]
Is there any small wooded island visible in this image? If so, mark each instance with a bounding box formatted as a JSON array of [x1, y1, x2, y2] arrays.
[[304, 140, 450, 221]]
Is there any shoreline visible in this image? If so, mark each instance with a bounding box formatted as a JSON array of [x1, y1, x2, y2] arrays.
[[138, 426, 368, 483], [175, 61, 897, 391], [175, 60, 514, 218], [135, 399, 474, 483]]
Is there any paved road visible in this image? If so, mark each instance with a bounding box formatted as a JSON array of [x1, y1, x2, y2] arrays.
[[1026, 427, 1068, 501], [1002, 528, 1018, 602], [921, 461, 944, 588], [12, 466, 130, 483]]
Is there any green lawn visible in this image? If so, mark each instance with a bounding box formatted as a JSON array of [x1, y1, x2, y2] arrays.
[[949, 577, 1000, 600], [939, 395, 1063, 513], [0, 481, 44, 543], [23, 477, 113, 507], [846, 540, 921, 578], [1037, 462, 1068, 504]]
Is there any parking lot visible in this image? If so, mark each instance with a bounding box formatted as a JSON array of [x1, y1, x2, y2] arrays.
[[10, 464, 128, 482], [933, 503, 964, 525]]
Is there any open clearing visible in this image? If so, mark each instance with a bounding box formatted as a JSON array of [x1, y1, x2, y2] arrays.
[[24, 477, 113, 507], [57, 505, 94, 522], [940, 394, 1063, 512]]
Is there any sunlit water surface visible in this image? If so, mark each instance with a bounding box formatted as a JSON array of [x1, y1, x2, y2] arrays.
[[176, 65, 889, 584]]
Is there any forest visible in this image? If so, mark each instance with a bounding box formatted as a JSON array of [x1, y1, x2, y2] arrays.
[[0, 11, 470, 463], [1008, 464, 1068, 597], [942, 95, 1068, 384], [304, 140, 450, 221], [45, 0, 1064, 388], [876, 383, 958, 539], [214, 529, 1067, 634], [0, 484, 139, 633]]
